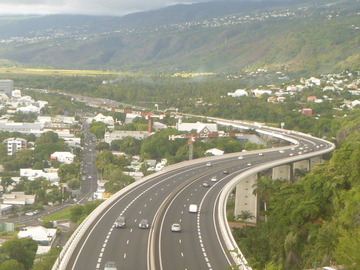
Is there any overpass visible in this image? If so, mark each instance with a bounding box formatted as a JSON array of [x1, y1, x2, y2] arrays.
[[51, 119, 334, 270]]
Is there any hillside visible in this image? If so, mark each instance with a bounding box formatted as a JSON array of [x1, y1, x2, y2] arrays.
[[0, 0, 358, 75]]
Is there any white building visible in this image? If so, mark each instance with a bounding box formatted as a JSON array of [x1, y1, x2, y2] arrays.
[[104, 130, 149, 144], [92, 113, 115, 126], [3, 137, 27, 156], [50, 152, 75, 164], [17, 105, 41, 114], [228, 89, 248, 97], [18, 226, 57, 247], [20, 168, 59, 182], [12, 89, 22, 98], [2, 192, 35, 206], [176, 121, 218, 134], [205, 148, 224, 156], [0, 122, 44, 135], [0, 80, 13, 96], [252, 89, 272, 97], [124, 113, 140, 124]]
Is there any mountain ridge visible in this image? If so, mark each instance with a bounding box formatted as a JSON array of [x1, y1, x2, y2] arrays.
[[0, 0, 358, 75]]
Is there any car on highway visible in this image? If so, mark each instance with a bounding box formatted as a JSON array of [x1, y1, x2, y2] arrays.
[[279, 150, 285, 153], [139, 219, 150, 229], [222, 170, 229, 174], [25, 212, 34, 216], [238, 156, 244, 160], [104, 261, 117, 270], [202, 181, 211, 187], [258, 153, 263, 156], [247, 163, 252, 166], [210, 176, 217, 182], [114, 216, 126, 228], [171, 223, 181, 232], [206, 162, 212, 167], [189, 204, 198, 213]]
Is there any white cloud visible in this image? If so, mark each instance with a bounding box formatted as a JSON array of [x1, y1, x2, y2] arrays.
[[0, 0, 211, 16]]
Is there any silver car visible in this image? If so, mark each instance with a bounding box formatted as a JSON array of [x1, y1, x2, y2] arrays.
[[171, 223, 181, 232], [104, 261, 117, 270], [139, 219, 150, 229]]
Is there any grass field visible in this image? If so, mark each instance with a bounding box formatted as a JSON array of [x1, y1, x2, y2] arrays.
[[42, 207, 72, 222], [0, 67, 136, 77]]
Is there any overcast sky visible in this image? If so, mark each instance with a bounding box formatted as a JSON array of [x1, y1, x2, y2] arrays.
[[0, 0, 213, 16]]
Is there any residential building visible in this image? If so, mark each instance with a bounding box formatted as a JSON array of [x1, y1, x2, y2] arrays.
[[0, 80, 13, 97], [0, 122, 43, 135], [92, 113, 115, 126], [176, 121, 218, 134], [307, 96, 317, 102], [2, 192, 35, 206], [227, 89, 248, 97], [50, 151, 76, 164], [18, 226, 57, 247], [104, 130, 149, 144], [20, 168, 59, 182], [302, 108, 313, 117], [43, 122, 72, 138], [205, 148, 224, 156], [3, 137, 27, 156]]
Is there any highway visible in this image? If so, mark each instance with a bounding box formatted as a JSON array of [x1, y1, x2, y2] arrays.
[[54, 123, 334, 270], [35, 89, 335, 270]]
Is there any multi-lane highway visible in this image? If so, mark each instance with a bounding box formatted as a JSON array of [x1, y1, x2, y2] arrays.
[[53, 119, 334, 270]]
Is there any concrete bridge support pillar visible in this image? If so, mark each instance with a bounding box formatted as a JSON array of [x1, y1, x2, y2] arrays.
[[234, 173, 257, 223], [272, 164, 292, 181], [310, 156, 322, 170], [293, 159, 310, 171]]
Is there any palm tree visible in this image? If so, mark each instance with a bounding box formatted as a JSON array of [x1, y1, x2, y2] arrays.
[[236, 210, 255, 223], [253, 176, 280, 222]]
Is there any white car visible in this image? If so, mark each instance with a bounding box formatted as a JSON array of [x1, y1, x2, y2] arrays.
[[104, 261, 117, 270], [279, 150, 285, 153], [247, 163, 252, 166], [258, 153, 263, 156], [202, 181, 211, 187], [210, 176, 217, 182], [189, 204, 198, 213], [238, 156, 244, 160], [171, 223, 181, 232], [206, 162, 212, 167]]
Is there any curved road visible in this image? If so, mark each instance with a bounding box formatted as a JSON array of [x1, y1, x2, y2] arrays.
[[57, 126, 333, 270]]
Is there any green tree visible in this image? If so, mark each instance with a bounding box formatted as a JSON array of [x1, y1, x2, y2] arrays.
[[0, 238, 37, 270], [69, 205, 85, 223], [31, 248, 61, 270], [0, 177, 13, 193], [95, 150, 114, 175], [236, 210, 255, 223], [89, 122, 107, 139], [0, 259, 25, 270]]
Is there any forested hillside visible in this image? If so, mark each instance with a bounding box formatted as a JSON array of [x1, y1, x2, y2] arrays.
[[0, 0, 358, 75], [233, 109, 360, 269]]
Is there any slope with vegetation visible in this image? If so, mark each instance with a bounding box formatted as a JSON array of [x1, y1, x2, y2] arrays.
[[233, 109, 360, 269]]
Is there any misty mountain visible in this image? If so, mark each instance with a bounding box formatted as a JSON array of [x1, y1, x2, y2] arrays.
[[0, 0, 358, 75]]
